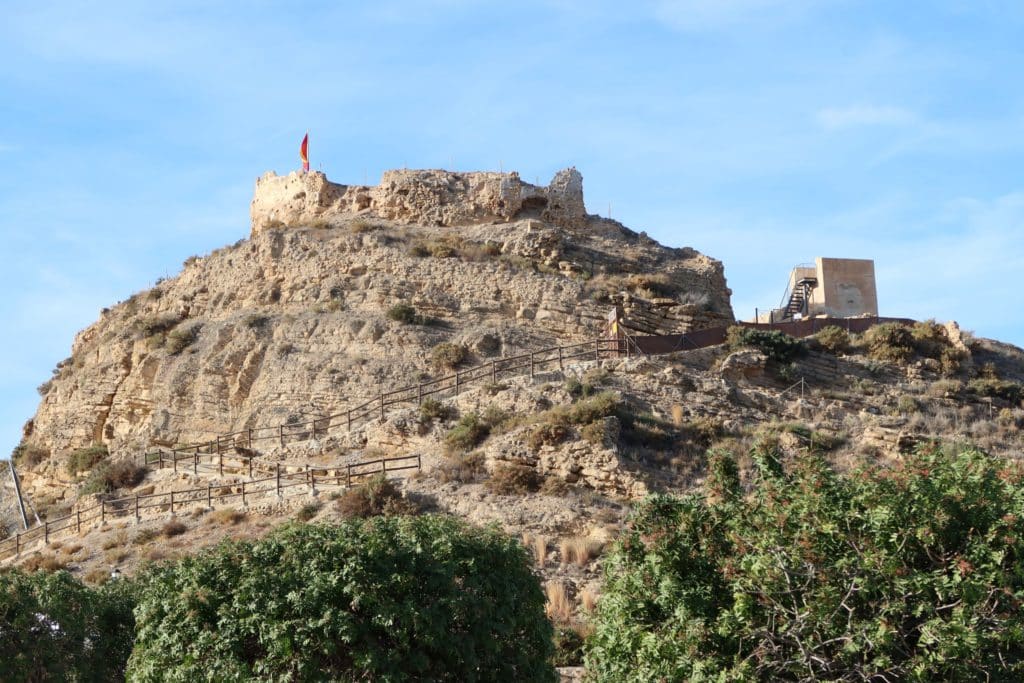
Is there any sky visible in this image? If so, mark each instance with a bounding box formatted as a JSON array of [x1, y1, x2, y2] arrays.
[[1, 0, 1022, 459]]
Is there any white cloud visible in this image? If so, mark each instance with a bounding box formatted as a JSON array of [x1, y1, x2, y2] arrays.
[[816, 105, 917, 130]]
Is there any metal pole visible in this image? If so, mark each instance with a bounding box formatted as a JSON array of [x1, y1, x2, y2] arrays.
[[8, 461, 29, 530]]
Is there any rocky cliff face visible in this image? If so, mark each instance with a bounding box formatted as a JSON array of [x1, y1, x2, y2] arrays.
[[18, 168, 734, 481]]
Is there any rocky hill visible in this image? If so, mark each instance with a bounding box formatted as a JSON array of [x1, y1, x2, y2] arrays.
[[4, 167, 1024, 666]]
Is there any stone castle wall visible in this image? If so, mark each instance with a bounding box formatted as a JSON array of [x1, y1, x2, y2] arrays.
[[250, 168, 587, 235]]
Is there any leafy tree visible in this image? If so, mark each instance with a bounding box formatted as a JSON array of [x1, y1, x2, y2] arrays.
[[586, 445, 1024, 681], [127, 516, 556, 682], [0, 568, 136, 682]]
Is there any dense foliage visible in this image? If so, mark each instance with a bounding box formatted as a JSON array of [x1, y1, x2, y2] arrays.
[[0, 568, 136, 682], [127, 516, 556, 682], [726, 326, 804, 363], [586, 445, 1024, 681]]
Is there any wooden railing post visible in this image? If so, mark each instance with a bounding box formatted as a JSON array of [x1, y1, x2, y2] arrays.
[[216, 436, 222, 455], [417, 382, 422, 404], [530, 353, 535, 380], [558, 347, 563, 370], [279, 425, 285, 447], [207, 484, 212, 509], [194, 452, 198, 475], [309, 467, 316, 495], [15, 532, 19, 556], [347, 411, 352, 431], [134, 495, 140, 523], [346, 463, 352, 488], [491, 361, 496, 383], [169, 491, 174, 514], [101, 501, 105, 524], [173, 452, 178, 473], [44, 521, 49, 544], [417, 454, 421, 471], [75, 510, 81, 534], [248, 428, 253, 449], [382, 459, 387, 476], [241, 481, 247, 507], [455, 373, 460, 395], [380, 393, 386, 421], [248, 457, 253, 479], [218, 455, 223, 477], [275, 464, 281, 497], [595, 338, 600, 360]]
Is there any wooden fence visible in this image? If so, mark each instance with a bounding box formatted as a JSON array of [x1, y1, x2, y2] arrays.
[[0, 454, 420, 562]]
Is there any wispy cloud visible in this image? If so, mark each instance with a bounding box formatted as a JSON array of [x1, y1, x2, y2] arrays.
[[816, 105, 917, 131]]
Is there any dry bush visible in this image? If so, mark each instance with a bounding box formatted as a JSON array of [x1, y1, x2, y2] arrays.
[[133, 528, 160, 546], [539, 476, 569, 496], [486, 463, 540, 495], [545, 581, 574, 624], [65, 443, 109, 475], [580, 587, 599, 613], [83, 568, 111, 586], [559, 536, 605, 567], [523, 533, 549, 566], [20, 553, 67, 573], [349, 218, 380, 233], [102, 530, 129, 550], [11, 442, 49, 468], [431, 342, 469, 371], [296, 501, 322, 522], [435, 451, 486, 484], [144, 546, 170, 563], [527, 422, 570, 451], [209, 507, 247, 526], [79, 459, 147, 496], [105, 549, 129, 565], [671, 404, 685, 428], [814, 325, 851, 354], [61, 543, 84, 557], [162, 519, 188, 538], [335, 474, 404, 518]]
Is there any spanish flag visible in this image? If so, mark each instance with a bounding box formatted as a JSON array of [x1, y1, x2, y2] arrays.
[[300, 132, 309, 172]]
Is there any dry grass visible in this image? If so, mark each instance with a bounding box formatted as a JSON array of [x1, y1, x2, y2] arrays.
[[545, 581, 574, 624], [580, 587, 599, 614], [105, 548, 129, 564], [671, 404, 685, 428], [20, 553, 67, 573], [133, 528, 159, 546], [83, 568, 111, 586], [522, 533, 549, 566], [559, 536, 604, 566], [208, 507, 247, 526], [102, 530, 129, 550], [162, 519, 188, 538]]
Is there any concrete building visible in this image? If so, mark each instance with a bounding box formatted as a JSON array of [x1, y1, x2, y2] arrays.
[[758, 257, 878, 322]]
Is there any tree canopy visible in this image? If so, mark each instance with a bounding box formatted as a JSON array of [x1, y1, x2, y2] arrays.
[[0, 568, 136, 682], [126, 515, 556, 682], [586, 445, 1024, 681]]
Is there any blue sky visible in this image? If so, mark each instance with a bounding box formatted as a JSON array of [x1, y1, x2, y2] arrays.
[[1, 1, 1023, 459]]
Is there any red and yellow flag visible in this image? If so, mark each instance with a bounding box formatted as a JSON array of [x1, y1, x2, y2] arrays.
[[299, 132, 309, 172]]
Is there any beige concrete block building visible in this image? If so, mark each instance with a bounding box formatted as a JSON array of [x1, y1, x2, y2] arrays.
[[759, 257, 878, 322]]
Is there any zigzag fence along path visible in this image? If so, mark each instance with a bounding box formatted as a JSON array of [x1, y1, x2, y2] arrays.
[[0, 452, 421, 562], [2, 319, 913, 562]]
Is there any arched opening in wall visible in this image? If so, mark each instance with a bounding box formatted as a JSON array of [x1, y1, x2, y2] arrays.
[[516, 196, 548, 219]]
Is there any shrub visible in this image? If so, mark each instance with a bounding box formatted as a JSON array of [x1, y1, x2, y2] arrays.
[[295, 501, 322, 522], [431, 342, 469, 371], [386, 302, 421, 324], [161, 520, 188, 538], [486, 463, 540, 495], [66, 444, 109, 476], [968, 378, 1024, 404], [419, 398, 455, 422], [552, 624, 586, 667], [527, 423, 570, 451], [134, 314, 179, 339], [408, 243, 431, 257], [435, 451, 487, 484], [349, 218, 379, 233], [244, 314, 270, 330], [133, 528, 159, 546], [78, 460, 146, 496], [165, 323, 201, 355], [444, 413, 491, 454], [726, 325, 804, 363], [863, 322, 915, 363], [11, 442, 49, 468], [814, 325, 850, 354], [586, 446, 1024, 681], [208, 508, 246, 526], [0, 568, 136, 681], [335, 474, 404, 518], [126, 518, 556, 682]]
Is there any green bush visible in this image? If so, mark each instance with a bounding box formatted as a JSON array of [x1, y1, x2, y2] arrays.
[[725, 326, 804, 363], [65, 444, 109, 475], [419, 398, 455, 422], [863, 322, 916, 363], [444, 412, 491, 454], [386, 303, 424, 324], [0, 568, 136, 682], [814, 325, 850, 354], [586, 446, 1024, 681], [334, 474, 404, 518], [968, 378, 1024, 404], [78, 460, 146, 496], [431, 342, 469, 371], [126, 518, 556, 682]]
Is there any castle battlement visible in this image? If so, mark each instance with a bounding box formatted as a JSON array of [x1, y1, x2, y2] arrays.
[[250, 167, 586, 235]]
